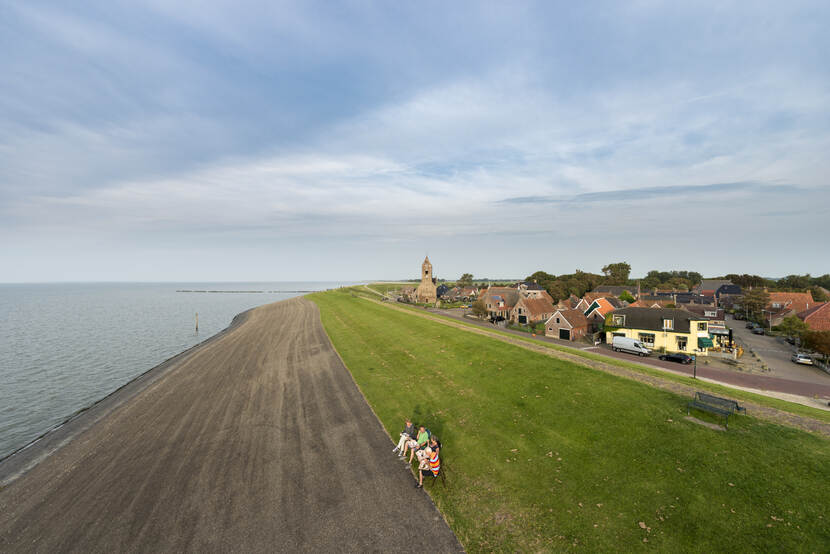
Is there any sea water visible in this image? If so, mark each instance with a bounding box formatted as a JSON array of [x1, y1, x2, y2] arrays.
[[0, 282, 355, 459]]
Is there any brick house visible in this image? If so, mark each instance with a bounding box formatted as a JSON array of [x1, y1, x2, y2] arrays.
[[545, 309, 591, 341], [765, 291, 816, 326], [798, 302, 830, 331], [511, 296, 556, 325]]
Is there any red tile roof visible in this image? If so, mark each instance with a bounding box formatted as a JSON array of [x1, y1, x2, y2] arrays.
[[553, 308, 590, 328], [767, 291, 815, 315], [519, 297, 556, 318], [798, 302, 830, 331]]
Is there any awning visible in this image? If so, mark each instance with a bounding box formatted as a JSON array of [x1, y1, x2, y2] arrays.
[[698, 337, 714, 348]]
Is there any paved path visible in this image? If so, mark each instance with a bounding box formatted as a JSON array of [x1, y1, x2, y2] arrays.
[[729, 315, 830, 385], [428, 308, 830, 400], [0, 297, 461, 553]]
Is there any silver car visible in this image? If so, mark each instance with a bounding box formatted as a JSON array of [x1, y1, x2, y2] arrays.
[[791, 353, 813, 365]]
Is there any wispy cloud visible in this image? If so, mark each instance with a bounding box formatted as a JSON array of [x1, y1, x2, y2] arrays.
[[1, 1, 830, 280]]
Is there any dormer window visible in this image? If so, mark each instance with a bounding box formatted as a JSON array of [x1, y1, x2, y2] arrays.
[[663, 319, 674, 330], [612, 315, 625, 326]]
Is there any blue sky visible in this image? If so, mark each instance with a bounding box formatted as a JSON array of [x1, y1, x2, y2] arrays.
[[1, 1, 829, 282]]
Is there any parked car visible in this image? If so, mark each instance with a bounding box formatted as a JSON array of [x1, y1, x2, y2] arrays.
[[612, 336, 651, 357], [785, 336, 796, 345], [751, 327, 765, 335], [658, 353, 693, 364], [791, 353, 813, 365], [733, 312, 745, 320]]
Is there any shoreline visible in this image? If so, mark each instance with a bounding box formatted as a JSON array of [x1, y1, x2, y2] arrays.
[[0, 307, 255, 487]]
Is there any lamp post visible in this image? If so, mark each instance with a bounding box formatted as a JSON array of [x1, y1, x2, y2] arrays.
[[692, 350, 697, 379]]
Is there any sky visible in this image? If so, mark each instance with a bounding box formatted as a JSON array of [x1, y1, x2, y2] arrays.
[[1, 1, 829, 282]]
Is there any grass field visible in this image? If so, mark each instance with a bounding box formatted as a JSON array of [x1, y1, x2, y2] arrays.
[[355, 285, 830, 424], [311, 289, 830, 552]]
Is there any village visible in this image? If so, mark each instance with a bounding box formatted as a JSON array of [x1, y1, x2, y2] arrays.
[[387, 257, 830, 398]]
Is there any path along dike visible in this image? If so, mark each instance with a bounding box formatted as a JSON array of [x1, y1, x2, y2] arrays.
[[0, 297, 462, 553]]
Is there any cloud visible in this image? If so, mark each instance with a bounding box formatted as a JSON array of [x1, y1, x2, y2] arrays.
[[499, 181, 802, 205], [2, 1, 830, 280]]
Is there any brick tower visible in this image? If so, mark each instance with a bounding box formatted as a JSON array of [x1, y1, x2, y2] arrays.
[[415, 256, 437, 303]]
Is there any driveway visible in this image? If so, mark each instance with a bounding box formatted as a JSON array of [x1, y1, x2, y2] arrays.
[[728, 315, 830, 386]]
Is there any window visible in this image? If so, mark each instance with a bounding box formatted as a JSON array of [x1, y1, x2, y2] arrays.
[[612, 315, 625, 326], [638, 333, 655, 347], [772, 302, 782, 308], [676, 337, 687, 351], [704, 311, 716, 317], [697, 322, 707, 331], [556, 317, 560, 324], [663, 319, 674, 330]]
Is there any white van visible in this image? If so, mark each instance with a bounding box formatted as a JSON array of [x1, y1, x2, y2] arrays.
[[612, 336, 651, 357]]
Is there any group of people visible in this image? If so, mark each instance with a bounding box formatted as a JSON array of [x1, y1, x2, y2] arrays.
[[392, 418, 441, 488]]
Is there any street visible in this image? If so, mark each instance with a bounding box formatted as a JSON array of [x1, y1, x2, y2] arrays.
[[728, 315, 830, 386]]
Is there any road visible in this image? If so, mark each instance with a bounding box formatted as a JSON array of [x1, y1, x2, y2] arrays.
[[728, 315, 830, 385], [428, 307, 830, 400], [0, 297, 461, 553]]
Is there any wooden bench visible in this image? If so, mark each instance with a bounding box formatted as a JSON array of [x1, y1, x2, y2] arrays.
[[687, 392, 746, 428]]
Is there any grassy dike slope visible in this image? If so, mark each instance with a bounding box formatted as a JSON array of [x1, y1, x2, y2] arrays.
[[311, 290, 829, 552]]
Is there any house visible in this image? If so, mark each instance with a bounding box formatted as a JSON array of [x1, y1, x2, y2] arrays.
[[681, 305, 729, 346], [695, 279, 733, 296], [715, 284, 742, 299], [764, 291, 816, 326], [582, 297, 619, 330], [592, 285, 638, 298], [797, 302, 830, 331], [459, 287, 479, 301], [605, 307, 713, 355], [511, 296, 556, 325], [480, 287, 520, 320], [545, 309, 591, 341]]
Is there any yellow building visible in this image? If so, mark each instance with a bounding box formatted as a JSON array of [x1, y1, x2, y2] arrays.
[[604, 307, 713, 355]]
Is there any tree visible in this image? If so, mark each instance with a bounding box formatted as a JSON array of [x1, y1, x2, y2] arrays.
[[602, 262, 631, 285], [526, 270, 556, 283], [809, 286, 828, 302], [619, 290, 636, 303], [458, 273, 474, 287], [777, 315, 809, 341], [741, 288, 770, 318], [803, 330, 830, 362], [471, 299, 487, 319], [778, 274, 811, 291]]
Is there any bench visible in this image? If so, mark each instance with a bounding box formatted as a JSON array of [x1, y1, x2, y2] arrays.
[[687, 392, 746, 428]]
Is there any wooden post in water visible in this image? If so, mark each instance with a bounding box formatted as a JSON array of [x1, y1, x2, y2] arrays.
[[195, 312, 199, 333]]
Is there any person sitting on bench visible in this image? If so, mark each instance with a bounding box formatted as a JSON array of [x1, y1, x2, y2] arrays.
[[428, 435, 441, 456], [415, 447, 433, 488], [393, 418, 416, 457], [407, 426, 430, 463]]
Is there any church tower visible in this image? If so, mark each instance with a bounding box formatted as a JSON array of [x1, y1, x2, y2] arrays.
[[415, 256, 437, 303]]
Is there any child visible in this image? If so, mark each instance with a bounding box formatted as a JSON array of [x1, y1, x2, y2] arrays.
[[415, 447, 432, 488]]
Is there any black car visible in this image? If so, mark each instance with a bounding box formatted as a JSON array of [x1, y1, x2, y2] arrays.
[[745, 321, 757, 329], [751, 327, 765, 335], [658, 353, 693, 364]]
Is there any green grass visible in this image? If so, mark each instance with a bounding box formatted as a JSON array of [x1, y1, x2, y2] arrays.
[[311, 289, 830, 552], [365, 282, 411, 295], [354, 290, 830, 424]]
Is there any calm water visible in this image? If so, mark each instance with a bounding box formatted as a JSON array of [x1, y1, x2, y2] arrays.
[[0, 282, 355, 459]]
